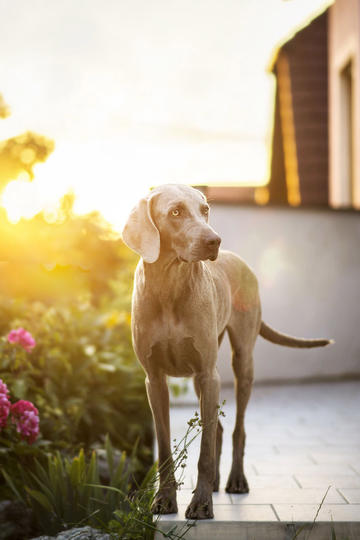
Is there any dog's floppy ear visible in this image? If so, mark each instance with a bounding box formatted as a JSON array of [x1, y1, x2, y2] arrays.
[[122, 195, 160, 263]]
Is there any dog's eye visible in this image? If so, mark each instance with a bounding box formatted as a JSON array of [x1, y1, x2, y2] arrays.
[[171, 209, 180, 217]]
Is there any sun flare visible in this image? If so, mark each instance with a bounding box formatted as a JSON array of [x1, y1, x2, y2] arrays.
[[0, 135, 270, 231]]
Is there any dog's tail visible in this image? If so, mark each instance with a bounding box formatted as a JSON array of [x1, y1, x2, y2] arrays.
[[260, 321, 334, 349]]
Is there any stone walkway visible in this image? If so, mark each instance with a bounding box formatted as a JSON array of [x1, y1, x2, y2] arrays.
[[155, 381, 360, 540]]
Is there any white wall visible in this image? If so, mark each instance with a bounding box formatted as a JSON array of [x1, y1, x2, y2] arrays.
[[211, 204, 360, 384]]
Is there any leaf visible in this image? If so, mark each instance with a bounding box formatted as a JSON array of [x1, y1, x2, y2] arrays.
[[105, 434, 114, 476], [25, 487, 54, 512], [1, 468, 24, 502], [85, 483, 127, 497], [86, 450, 100, 486], [28, 470, 56, 507], [140, 462, 157, 491], [34, 458, 50, 486], [69, 455, 82, 487], [112, 452, 127, 489]]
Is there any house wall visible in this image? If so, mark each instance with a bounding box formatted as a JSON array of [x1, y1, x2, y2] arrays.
[[210, 203, 360, 384], [329, 0, 360, 208]]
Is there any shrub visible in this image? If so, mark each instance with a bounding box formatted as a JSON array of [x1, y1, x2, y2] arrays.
[[2, 436, 156, 538], [0, 296, 153, 501], [0, 297, 152, 449]]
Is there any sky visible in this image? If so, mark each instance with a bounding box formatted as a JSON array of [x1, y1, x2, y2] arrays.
[[0, 0, 332, 231]]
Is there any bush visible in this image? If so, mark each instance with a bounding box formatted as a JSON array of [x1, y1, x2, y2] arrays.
[[2, 415, 205, 540], [2, 436, 156, 538], [0, 294, 153, 500]]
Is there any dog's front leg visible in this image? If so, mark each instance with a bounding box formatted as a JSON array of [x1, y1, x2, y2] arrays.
[[186, 369, 220, 519], [146, 373, 178, 514]]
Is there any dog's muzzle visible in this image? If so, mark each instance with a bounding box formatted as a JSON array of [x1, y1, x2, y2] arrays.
[[204, 233, 221, 261]]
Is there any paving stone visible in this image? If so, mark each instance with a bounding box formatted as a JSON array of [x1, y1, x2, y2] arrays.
[[338, 489, 360, 504], [309, 451, 360, 464], [254, 462, 356, 475], [245, 474, 300, 488], [230, 487, 344, 505], [295, 475, 360, 489], [248, 454, 316, 466], [273, 503, 360, 522], [164, 381, 360, 537], [155, 522, 286, 540]]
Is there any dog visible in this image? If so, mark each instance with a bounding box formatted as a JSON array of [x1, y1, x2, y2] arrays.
[[122, 184, 332, 520]]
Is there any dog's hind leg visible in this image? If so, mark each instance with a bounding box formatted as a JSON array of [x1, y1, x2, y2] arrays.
[[225, 324, 254, 494]]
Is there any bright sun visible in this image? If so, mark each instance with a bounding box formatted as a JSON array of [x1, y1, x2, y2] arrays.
[[1, 135, 270, 231]]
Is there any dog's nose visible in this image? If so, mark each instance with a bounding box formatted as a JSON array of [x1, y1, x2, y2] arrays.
[[206, 235, 221, 249]]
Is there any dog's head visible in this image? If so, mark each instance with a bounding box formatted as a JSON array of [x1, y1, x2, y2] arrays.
[[122, 184, 221, 263]]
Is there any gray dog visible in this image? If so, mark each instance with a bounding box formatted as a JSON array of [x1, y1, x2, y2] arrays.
[[122, 184, 331, 520]]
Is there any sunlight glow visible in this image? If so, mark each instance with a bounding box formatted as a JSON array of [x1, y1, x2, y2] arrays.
[[1, 179, 41, 223], [0, 0, 333, 231], [0, 136, 270, 232]]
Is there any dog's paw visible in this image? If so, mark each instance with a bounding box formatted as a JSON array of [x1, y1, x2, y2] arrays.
[[225, 472, 249, 494], [185, 491, 214, 520], [151, 489, 178, 514]]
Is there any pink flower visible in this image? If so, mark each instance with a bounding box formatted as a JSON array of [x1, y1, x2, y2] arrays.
[[7, 328, 36, 352], [0, 394, 10, 429], [0, 379, 10, 429], [0, 379, 9, 397], [11, 400, 40, 444]]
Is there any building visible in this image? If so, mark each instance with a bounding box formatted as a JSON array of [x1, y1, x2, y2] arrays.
[[206, 0, 360, 210], [268, 0, 360, 209]]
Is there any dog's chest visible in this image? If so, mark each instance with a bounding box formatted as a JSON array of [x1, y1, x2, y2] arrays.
[[149, 336, 202, 377]]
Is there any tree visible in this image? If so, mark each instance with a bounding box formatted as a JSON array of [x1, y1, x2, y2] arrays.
[[0, 131, 54, 191], [0, 93, 54, 191]]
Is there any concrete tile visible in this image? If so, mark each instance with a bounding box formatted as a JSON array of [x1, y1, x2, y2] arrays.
[[274, 504, 360, 522], [230, 487, 344, 505], [243, 445, 279, 456], [167, 381, 360, 534], [339, 489, 360, 504], [275, 434, 327, 444], [248, 455, 315, 466], [156, 503, 278, 522], [310, 451, 360, 464], [323, 433, 360, 445], [296, 475, 360, 489], [351, 464, 360, 475], [246, 474, 300, 488], [254, 462, 355, 476], [277, 444, 360, 454], [155, 521, 286, 540]]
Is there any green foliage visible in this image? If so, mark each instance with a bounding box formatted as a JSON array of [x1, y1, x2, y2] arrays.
[[2, 415, 207, 539], [0, 292, 153, 502], [0, 195, 138, 302], [0, 298, 152, 447], [3, 436, 156, 537]]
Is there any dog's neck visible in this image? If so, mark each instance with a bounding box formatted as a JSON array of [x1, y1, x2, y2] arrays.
[[142, 254, 202, 301]]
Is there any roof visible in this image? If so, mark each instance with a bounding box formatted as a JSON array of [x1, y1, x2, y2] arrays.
[[267, 2, 332, 73]]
